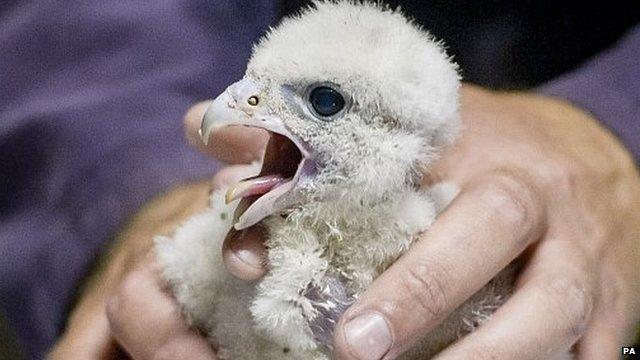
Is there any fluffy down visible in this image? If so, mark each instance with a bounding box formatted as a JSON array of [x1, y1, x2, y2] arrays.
[[156, 2, 572, 359]]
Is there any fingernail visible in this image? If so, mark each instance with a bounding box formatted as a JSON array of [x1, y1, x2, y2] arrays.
[[344, 313, 392, 360], [230, 230, 263, 269]]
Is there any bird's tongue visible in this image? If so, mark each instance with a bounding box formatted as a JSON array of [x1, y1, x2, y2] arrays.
[[225, 132, 305, 229], [225, 174, 287, 204]]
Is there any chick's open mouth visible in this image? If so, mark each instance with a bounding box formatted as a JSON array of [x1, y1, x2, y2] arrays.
[[225, 131, 308, 229], [226, 133, 302, 203]]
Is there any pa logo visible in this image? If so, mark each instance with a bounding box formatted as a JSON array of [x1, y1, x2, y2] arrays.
[[622, 346, 637, 357]]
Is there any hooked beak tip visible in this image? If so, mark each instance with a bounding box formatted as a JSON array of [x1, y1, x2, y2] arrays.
[[199, 101, 217, 146], [198, 126, 209, 146]]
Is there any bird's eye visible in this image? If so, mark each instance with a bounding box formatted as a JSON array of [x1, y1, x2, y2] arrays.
[[309, 86, 345, 118]]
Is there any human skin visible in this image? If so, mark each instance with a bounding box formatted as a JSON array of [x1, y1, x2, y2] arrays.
[[50, 85, 640, 359]]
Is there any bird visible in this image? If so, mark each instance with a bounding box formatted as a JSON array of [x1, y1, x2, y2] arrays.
[[154, 2, 534, 359]]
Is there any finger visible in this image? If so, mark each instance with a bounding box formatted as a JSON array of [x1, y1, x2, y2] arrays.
[[333, 170, 546, 360], [577, 314, 622, 360], [576, 270, 627, 359], [49, 312, 119, 360], [106, 255, 217, 360], [434, 239, 595, 360], [50, 275, 124, 360], [211, 164, 259, 191], [184, 101, 268, 164], [212, 166, 268, 281], [222, 227, 268, 281]]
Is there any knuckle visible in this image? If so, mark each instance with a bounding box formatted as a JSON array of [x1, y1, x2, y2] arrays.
[[105, 294, 123, 332], [105, 292, 119, 319], [152, 347, 178, 360], [537, 275, 593, 339], [483, 170, 542, 233], [106, 270, 146, 329], [118, 270, 146, 302], [469, 344, 503, 360], [399, 261, 451, 319], [538, 157, 587, 194], [152, 340, 207, 360]]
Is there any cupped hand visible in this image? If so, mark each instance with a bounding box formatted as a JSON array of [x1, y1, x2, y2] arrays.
[[49, 105, 267, 359], [191, 85, 640, 359]]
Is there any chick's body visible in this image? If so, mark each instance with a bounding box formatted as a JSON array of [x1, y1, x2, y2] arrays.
[[156, 2, 517, 359], [157, 169, 513, 359]]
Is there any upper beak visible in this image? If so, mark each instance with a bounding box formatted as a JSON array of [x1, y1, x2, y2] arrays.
[[199, 78, 293, 147]]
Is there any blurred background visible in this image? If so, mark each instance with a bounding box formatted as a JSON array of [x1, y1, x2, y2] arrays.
[[284, 0, 640, 89], [1, 0, 638, 358]]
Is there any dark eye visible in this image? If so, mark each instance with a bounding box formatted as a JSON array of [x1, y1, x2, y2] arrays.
[[309, 86, 345, 118]]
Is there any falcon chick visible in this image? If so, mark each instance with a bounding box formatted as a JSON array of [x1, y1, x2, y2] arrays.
[[156, 2, 519, 359]]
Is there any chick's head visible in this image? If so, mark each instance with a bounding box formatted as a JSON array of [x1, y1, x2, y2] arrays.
[[201, 1, 460, 229]]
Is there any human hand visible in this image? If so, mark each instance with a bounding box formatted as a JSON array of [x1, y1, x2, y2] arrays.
[[49, 180, 220, 360], [331, 86, 640, 360], [49, 104, 268, 360], [194, 85, 640, 359]]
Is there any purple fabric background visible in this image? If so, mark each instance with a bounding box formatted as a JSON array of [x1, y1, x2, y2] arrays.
[[0, 1, 277, 357], [541, 25, 640, 161]]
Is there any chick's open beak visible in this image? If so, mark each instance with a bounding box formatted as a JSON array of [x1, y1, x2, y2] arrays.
[[200, 78, 313, 230]]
